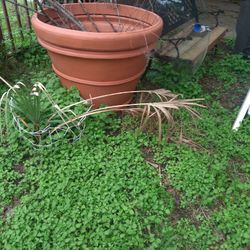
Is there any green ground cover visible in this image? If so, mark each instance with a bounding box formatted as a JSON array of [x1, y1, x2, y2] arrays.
[[0, 38, 249, 249]]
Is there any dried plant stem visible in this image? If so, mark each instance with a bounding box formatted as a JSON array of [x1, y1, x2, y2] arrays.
[[79, 0, 100, 32], [0, 76, 15, 90], [102, 14, 118, 32], [56, 100, 201, 125], [46, 0, 86, 31], [51, 89, 205, 140], [34, 0, 60, 27], [61, 89, 200, 110]]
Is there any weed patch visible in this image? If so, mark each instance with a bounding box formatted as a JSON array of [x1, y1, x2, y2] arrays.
[[0, 38, 249, 249]]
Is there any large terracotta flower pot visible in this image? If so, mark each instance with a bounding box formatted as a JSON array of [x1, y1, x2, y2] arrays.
[[31, 3, 163, 106]]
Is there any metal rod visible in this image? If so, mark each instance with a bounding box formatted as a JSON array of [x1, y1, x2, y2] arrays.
[[33, 0, 37, 11], [1, 0, 15, 50], [23, 0, 32, 30], [5, 0, 36, 13], [232, 89, 250, 131], [0, 23, 4, 43], [13, 0, 24, 40]]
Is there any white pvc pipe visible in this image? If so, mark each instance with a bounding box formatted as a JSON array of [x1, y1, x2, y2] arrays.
[[232, 88, 250, 131]]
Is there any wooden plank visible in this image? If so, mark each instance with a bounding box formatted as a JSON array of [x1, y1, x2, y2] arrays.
[[163, 19, 195, 39], [158, 21, 194, 55], [167, 36, 201, 58], [208, 26, 228, 50], [181, 26, 228, 63]]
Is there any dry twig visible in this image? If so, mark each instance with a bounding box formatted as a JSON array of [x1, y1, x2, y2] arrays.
[[46, 0, 86, 30]]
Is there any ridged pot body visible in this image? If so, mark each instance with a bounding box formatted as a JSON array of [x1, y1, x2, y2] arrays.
[[32, 3, 163, 106]]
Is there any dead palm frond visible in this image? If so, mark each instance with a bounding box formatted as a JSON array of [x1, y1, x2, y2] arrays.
[[52, 89, 205, 141]]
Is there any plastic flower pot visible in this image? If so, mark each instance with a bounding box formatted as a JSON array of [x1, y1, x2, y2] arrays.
[[31, 3, 163, 107]]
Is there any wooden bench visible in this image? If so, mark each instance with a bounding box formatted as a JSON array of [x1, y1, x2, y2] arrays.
[[156, 24, 228, 64], [119, 0, 228, 65]]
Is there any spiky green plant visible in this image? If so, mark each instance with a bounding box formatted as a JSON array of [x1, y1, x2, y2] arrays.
[[0, 77, 86, 145]]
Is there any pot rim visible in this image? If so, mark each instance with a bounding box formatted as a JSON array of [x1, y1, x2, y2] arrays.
[[32, 2, 163, 38]]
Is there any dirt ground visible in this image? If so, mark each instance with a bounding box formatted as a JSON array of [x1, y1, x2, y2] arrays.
[[207, 0, 240, 38]]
